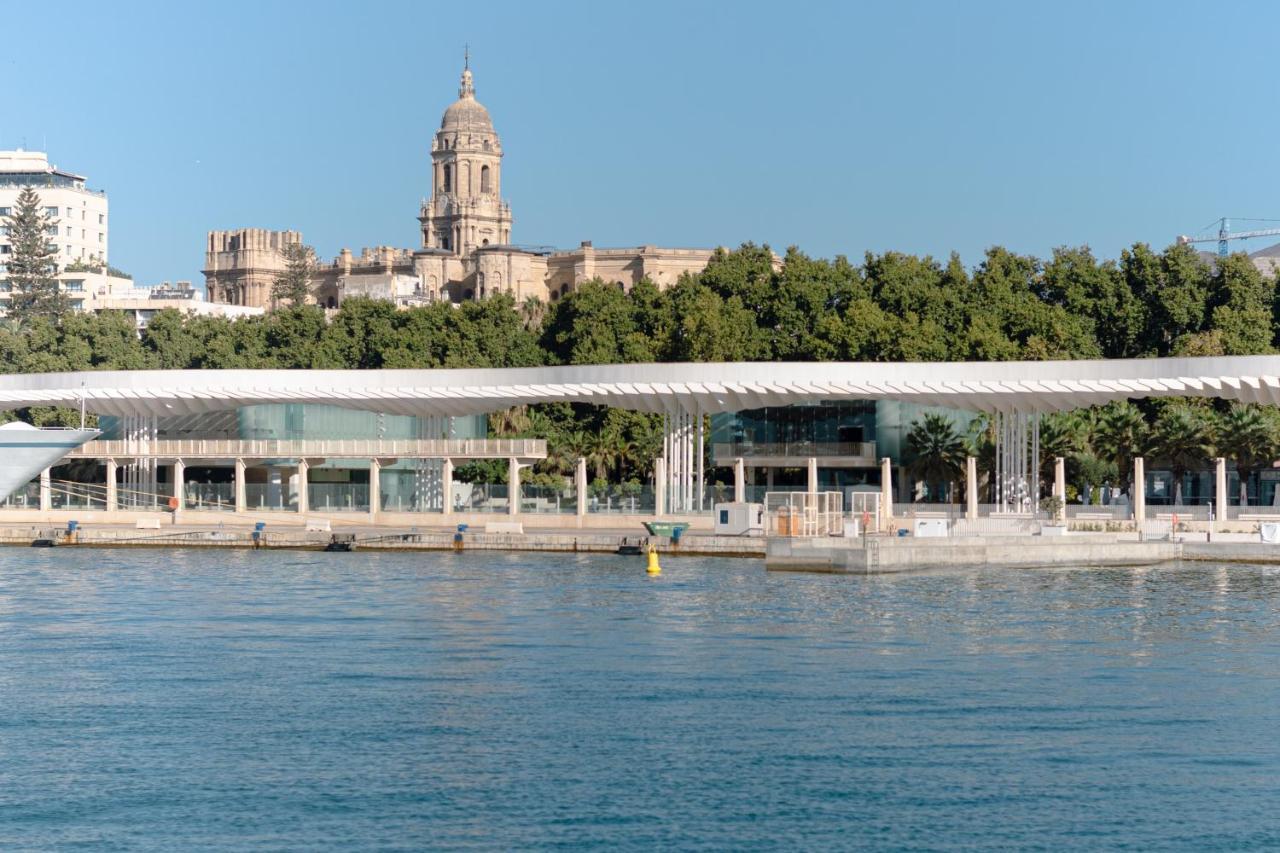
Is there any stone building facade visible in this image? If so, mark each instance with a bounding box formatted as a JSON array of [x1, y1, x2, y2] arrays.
[[204, 62, 718, 310]]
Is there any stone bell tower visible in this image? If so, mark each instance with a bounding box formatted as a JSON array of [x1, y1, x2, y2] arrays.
[[418, 56, 512, 255]]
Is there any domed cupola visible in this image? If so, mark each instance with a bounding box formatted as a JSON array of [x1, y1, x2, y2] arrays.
[[419, 54, 513, 256], [440, 65, 494, 133]]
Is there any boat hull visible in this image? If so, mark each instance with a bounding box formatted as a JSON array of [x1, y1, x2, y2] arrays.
[[0, 427, 100, 501]]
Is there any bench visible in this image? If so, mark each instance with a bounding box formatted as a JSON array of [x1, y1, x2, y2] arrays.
[[135, 518, 162, 530], [485, 521, 524, 534], [305, 518, 332, 532]]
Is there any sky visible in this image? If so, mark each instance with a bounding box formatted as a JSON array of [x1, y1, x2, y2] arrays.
[[5, 0, 1280, 287]]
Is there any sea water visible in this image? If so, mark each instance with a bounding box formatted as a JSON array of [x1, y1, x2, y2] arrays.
[[1, 549, 1279, 850]]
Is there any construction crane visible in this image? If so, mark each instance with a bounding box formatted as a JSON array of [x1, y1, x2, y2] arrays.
[[1177, 217, 1280, 257]]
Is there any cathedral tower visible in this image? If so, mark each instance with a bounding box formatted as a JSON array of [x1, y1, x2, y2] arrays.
[[418, 59, 512, 255]]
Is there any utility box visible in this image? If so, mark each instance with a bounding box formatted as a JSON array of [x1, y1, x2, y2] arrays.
[[913, 519, 949, 538], [714, 502, 765, 536]]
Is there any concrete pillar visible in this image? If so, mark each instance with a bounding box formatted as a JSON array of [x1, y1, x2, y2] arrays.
[[733, 457, 745, 503], [39, 467, 51, 512], [173, 459, 185, 514], [369, 458, 381, 520], [880, 457, 894, 527], [508, 457, 520, 516], [654, 457, 666, 517], [807, 457, 818, 494], [1133, 456, 1145, 524], [1215, 457, 1227, 524], [575, 457, 588, 518], [966, 456, 978, 521], [297, 459, 309, 514], [1054, 456, 1066, 521], [234, 458, 246, 513], [106, 458, 118, 511], [442, 458, 454, 516]]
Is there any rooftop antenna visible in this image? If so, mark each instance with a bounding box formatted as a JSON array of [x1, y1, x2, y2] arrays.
[[464, 44, 470, 69]]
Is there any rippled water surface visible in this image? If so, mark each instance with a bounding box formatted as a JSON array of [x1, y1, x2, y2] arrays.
[[2, 549, 1280, 850]]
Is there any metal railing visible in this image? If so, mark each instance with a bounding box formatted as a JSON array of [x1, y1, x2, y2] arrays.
[[712, 442, 877, 461], [66, 437, 547, 461]]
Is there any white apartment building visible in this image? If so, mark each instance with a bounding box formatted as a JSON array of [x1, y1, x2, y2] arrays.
[[0, 149, 109, 272]]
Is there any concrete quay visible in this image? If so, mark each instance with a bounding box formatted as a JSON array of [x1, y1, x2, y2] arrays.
[[0, 521, 765, 558], [765, 535, 1280, 574]]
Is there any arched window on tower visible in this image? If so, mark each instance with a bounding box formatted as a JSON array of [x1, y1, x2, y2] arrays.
[[443, 164, 452, 193], [481, 165, 491, 194]]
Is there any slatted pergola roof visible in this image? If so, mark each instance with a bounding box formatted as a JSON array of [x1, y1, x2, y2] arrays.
[[2, 357, 1280, 418]]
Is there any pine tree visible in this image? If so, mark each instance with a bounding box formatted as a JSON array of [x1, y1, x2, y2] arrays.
[[270, 243, 317, 307], [5, 187, 67, 321]]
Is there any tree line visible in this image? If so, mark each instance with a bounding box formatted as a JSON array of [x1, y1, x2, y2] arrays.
[[4, 235, 1280, 500]]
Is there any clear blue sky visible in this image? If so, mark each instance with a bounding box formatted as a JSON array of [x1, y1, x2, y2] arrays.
[[5, 0, 1278, 286]]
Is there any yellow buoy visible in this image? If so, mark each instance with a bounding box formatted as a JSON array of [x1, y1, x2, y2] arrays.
[[646, 545, 662, 576]]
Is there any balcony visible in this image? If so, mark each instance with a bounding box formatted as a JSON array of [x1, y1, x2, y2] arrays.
[[65, 437, 547, 461], [711, 441, 877, 467]]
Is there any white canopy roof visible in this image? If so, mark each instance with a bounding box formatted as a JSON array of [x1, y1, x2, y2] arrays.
[[2, 357, 1280, 418]]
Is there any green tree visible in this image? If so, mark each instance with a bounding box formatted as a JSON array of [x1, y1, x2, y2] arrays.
[[1215, 405, 1280, 506], [1149, 405, 1214, 506], [270, 243, 318, 307], [905, 413, 968, 502], [4, 187, 67, 321], [1094, 401, 1149, 499], [1204, 253, 1274, 354]]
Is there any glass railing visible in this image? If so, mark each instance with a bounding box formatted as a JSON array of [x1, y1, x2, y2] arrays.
[[51, 482, 107, 510], [0, 481, 40, 508], [452, 483, 509, 514], [520, 485, 577, 514], [245, 484, 297, 512], [308, 483, 369, 513], [186, 483, 236, 512], [586, 487, 655, 515]]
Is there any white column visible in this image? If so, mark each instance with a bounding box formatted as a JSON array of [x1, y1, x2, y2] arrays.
[[39, 467, 51, 512], [1215, 457, 1227, 524], [575, 457, 588, 518], [695, 410, 704, 511], [1053, 456, 1066, 521], [369, 458, 381, 520], [966, 456, 978, 521], [173, 459, 185, 514], [733, 457, 745, 503], [297, 459, 309, 514], [1133, 457, 1145, 524], [442, 458, 454, 516], [807, 457, 818, 494], [880, 457, 893, 528], [654, 457, 666, 517], [234, 458, 246, 513], [508, 457, 521, 516], [106, 458, 118, 512]]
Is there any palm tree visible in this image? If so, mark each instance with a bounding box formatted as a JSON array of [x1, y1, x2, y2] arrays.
[[1094, 401, 1148, 500], [967, 414, 996, 501], [1071, 451, 1118, 505], [905, 413, 968, 502], [488, 405, 532, 437], [1216, 405, 1280, 507], [583, 429, 616, 481], [519, 295, 546, 331], [1038, 413, 1082, 491], [1149, 406, 1213, 506]]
